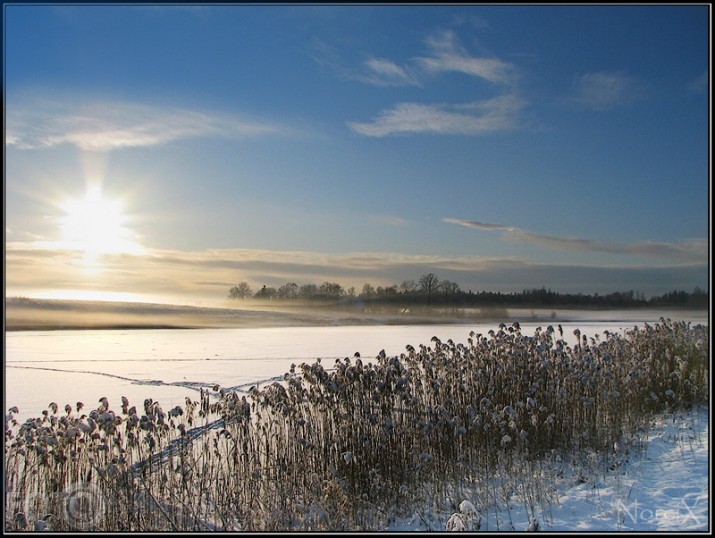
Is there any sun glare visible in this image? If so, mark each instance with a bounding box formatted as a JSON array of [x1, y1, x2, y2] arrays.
[[60, 186, 143, 267]]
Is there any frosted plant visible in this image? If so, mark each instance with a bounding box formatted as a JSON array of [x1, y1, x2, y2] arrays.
[[446, 512, 465, 531], [458, 500, 481, 530], [33, 515, 54, 532], [13, 513, 28, 531]]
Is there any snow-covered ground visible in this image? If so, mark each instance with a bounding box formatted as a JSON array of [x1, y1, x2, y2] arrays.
[[5, 315, 709, 532], [390, 406, 709, 532]]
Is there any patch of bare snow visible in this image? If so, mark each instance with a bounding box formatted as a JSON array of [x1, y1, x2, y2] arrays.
[[388, 406, 709, 532], [546, 406, 709, 531]]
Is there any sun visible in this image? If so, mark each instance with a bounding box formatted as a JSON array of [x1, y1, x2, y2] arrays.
[[59, 185, 143, 267]]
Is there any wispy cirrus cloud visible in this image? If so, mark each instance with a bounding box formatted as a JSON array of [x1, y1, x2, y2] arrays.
[[416, 29, 518, 85], [443, 218, 707, 263], [6, 99, 282, 151], [311, 29, 516, 88], [569, 71, 639, 110], [315, 28, 524, 137], [369, 214, 408, 227], [442, 219, 516, 232], [308, 38, 420, 87], [348, 94, 525, 137], [360, 58, 421, 87], [341, 28, 524, 136], [688, 71, 708, 94]]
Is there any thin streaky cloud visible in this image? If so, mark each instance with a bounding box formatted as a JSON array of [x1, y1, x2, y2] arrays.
[[451, 13, 490, 30], [307, 37, 343, 72], [688, 71, 708, 94], [361, 57, 421, 87], [348, 94, 525, 137], [415, 29, 517, 85], [312, 29, 516, 88], [570, 71, 638, 110], [442, 218, 516, 232], [6, 99, 282, 151], [444, 218, 707, 263], [370, 214, 408, 227], [307, 38, 419, 88], [509, 230, 707, 262]]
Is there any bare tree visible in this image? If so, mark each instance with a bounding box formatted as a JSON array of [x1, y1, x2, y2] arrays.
[[441, 280, 460, 304], [254, 285, 277, 300], [399, 280, 418, 294], [419, 273, 440, 304], [377, 284, 398, 296], [361, 283, 376, 297], [277, 282, 299, 300], [299, 284, 318, 300], [228, 281, 253, 300], [319, 282, 344, 299]]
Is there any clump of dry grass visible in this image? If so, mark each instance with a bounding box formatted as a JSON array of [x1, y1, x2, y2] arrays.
[[4, 318, 708, 531]]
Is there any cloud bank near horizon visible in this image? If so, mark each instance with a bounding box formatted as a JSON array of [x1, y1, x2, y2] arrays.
[[6, 242, 708, 305]]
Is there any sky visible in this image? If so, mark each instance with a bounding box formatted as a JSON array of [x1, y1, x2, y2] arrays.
[[4, 4, 711, 306]]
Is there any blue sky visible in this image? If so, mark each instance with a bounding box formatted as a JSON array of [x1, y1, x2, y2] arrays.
[[4, 4, 710, 304]]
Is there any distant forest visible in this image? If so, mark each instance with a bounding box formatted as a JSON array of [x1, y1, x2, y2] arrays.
[[229, 273, 709, 309]]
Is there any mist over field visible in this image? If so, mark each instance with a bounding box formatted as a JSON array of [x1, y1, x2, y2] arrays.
[[6, 296, 708, 332], [3, 298, 515, 331], [5, 297, 326, 331]]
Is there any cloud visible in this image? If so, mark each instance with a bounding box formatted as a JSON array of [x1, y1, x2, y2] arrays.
[[360, 57, 421, 87], [369, 214, 408, 227], [5, 242, 516, 300], [308, 38, 419, 88], [570, 71, 638, 110], [688, 71, 708, 94], [316, 29, 524, 137], [6, 99, 281, 151], [348, 94, 525, 137], [416, 30, 517, 85], [442, 218, 516, 232], [307, 37, 343, 71], [452, 13, 490, 30], [311, 29, 516, 88], [444, 218, 708, 263], [6, 242, 708, 304]]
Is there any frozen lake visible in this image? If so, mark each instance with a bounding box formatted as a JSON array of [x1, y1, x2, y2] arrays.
[[5, 310, 708, 422]]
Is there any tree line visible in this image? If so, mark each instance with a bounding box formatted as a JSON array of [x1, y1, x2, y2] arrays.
[[228, 274, 708, 309]]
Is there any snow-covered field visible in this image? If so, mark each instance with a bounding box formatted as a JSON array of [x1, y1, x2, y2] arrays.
[[5, 310, 707, 424], [5, 311, 709, 532], [389, 406, 710, 532]]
